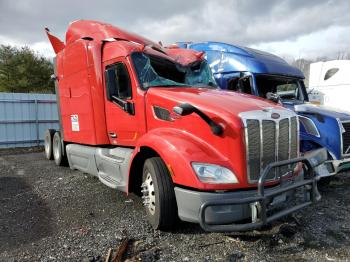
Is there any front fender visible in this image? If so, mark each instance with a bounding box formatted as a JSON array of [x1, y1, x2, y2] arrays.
[[130, 128, 233, 190], [299, 114, 342, 159]]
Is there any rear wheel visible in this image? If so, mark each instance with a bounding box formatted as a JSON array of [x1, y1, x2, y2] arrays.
[[52, 131, 67, 166], [141, 157, 178, 230], [44, 129, 55, 160]]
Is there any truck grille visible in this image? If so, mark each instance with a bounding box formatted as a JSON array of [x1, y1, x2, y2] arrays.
[[342, 121, 350, 156], [241, 109, 298, 183]]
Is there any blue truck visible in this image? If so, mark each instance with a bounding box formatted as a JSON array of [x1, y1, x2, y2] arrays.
[[177, 41, 350, 180]]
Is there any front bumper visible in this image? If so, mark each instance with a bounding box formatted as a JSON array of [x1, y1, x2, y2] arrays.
[[175, 155, 323, 232], [321, 157, 350, 176]]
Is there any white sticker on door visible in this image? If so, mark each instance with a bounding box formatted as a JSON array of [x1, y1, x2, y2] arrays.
[[71, 114, 80, 131]]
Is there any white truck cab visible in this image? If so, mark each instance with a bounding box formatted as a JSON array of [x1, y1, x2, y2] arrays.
[[308, 60, 350, 113]]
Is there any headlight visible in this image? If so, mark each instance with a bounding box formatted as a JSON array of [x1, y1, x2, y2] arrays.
[[191, 163, 238, 184], [299, 116, 320, 137]]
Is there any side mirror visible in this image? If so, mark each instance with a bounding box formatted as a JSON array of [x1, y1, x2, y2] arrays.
[[307, 88, 314, 95], [124, 101, 135, 115], [266, 92, 281, 103], [111, 95, 135, 115], [173, 103, 196, 116]]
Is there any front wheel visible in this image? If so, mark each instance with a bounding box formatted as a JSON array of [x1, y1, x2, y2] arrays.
[[141, 157, 178, 230]]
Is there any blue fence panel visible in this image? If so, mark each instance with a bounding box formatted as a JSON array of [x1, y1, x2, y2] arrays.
[[0, 92, 59, 148]]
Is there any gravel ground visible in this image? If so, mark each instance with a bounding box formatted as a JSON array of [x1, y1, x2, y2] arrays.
[[1, 148, 350, 261]]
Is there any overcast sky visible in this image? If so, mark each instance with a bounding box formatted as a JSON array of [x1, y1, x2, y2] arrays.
[[0, 0, 349, 60]]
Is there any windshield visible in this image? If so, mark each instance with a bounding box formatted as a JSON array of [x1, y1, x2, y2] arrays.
[[131, 52, 217, 89], [255, 75, 306, 101]]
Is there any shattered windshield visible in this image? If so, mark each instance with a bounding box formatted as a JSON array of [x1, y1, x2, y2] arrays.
[[255, 75, 306, 101], [131, 52, 217, 89]]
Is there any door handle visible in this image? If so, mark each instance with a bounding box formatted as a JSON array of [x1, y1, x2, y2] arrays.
[[108, 132, 117, 138]]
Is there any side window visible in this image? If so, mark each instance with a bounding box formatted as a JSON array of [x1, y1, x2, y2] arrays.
[[228, 76, 252, 94], [105, 62, 132, 101], [324, 68, 339, 80]]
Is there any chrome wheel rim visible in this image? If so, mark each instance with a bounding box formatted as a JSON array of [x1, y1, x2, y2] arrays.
[[141, 172, 156, 215], [53, 137, 60, 160], [44, 135, 50, 156]]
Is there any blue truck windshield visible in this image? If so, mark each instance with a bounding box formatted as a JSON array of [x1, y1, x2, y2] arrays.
[[255, 75, 305, 101], [131, 52, 217, 90]]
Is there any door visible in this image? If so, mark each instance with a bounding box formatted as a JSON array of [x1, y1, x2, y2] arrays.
[[104, 58, 143, 146]]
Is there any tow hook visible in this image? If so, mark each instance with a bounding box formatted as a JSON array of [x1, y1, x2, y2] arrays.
[[250, 201, 261, 223]]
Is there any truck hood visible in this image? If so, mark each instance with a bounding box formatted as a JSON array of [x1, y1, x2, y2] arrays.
[[147, 87, 286, 117], [294, 103, 350, 121]]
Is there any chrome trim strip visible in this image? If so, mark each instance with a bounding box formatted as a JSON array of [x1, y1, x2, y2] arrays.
[[275, 119, 279, 179], [259, 119, 263, 175], [298, 115, 321, 138], [297, 116, 300, 158], [242, 119, 250, 182], [288, 117, 291, 160]]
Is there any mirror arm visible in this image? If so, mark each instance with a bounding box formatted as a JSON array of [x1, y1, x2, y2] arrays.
[[112, 95, 135, 115], [193, 108, 223, 136], [173, 103, 223, 136]]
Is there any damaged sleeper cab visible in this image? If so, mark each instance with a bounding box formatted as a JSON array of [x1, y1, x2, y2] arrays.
[[44, 20, 325, 232]]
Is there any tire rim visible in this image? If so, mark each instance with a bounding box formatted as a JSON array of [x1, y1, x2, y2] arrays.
[[141, 172, 156, 215], [53, 137, 60, 160], [44, 135, 50, 156]]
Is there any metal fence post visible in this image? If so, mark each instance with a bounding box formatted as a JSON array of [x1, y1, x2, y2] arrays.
[[35, 99, 39, 146]]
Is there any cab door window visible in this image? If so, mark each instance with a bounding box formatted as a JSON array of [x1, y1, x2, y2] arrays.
[[105, 62, 134, 114], [105, 62, 132, 101]]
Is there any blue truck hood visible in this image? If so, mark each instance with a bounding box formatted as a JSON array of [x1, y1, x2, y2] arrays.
[[293, 103, 350, 121], [179, 41, 304, 78]]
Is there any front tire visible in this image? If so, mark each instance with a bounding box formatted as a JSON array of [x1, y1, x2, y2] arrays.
[[141, 157, 178, 230], [52, 131, 67, 166]]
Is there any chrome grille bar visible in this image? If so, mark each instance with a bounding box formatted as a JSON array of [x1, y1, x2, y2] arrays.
[[259, 119, 263, 178]]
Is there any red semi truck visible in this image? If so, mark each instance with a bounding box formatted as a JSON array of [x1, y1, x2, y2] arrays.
[[44, 20, 325, 232]]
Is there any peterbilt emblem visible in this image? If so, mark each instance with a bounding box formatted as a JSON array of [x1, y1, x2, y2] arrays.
[[271, 112, 280, 119]]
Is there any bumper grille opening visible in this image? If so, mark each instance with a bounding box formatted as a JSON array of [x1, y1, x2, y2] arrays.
[[342, 122, 350, 155], [278, 119, 290, 176], [247, 120, 261, 181], [262, 120, 276, 180]]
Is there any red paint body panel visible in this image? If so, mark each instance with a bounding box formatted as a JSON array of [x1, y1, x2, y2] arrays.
[[66, 20, 158, 47], [47, 20, 298, 192], [143, 88, 287, 190]]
